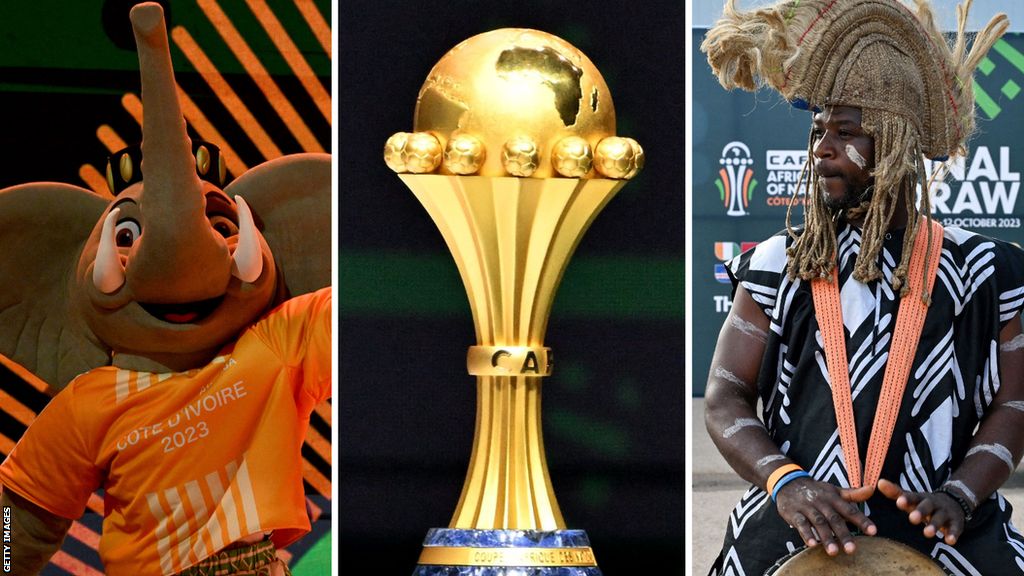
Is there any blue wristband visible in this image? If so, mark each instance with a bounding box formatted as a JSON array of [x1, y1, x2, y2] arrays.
[[771, 470, 811, 502]]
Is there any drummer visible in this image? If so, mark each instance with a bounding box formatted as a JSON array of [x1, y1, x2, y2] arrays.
[[700, 0, 1024, 573]]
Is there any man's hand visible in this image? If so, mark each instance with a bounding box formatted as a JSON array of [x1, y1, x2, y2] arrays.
[[878, 478, 966, 545], [775, 478, 877, 555]]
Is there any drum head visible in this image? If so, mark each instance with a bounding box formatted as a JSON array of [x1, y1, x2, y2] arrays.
[[764, 536, 948, 575]]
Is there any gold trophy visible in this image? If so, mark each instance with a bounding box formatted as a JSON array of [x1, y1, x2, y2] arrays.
[[385, 28, 642, 575]]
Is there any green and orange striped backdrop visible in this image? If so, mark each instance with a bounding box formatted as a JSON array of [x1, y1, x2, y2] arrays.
[[0, 1, 332, 574]]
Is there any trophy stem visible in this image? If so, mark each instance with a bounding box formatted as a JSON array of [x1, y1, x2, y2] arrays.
[[401, 174, 621, 574], [401, 174, 622, 530], [452, 375, 563, 529]]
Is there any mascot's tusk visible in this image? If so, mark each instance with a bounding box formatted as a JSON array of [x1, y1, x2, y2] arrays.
[[231, 195, 263, 283], [94, 208, 127, 294]]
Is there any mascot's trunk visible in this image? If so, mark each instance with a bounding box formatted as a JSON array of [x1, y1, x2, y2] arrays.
[[124, 3, 231, 303]]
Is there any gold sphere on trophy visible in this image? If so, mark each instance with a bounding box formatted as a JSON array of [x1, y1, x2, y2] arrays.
[[501, 136, 541, 177], [594, 136, 644, 179], [384, 131, 445, 174], [383, 132, 412, 173], [551, 136, 594, 177], [443, 134, 487, 175]]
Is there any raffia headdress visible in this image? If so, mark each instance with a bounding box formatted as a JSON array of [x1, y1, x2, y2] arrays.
[[701, 0, 1008, 294]]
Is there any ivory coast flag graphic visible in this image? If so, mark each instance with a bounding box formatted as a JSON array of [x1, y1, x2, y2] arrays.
[[714, 242, 741, 262]]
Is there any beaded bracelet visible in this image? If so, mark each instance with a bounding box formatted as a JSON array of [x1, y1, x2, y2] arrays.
[[936, 486, 974, 523], [771, 470, 811, 502]]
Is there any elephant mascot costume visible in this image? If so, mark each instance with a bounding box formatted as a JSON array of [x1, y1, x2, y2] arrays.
[[0, 3, 331, 575]]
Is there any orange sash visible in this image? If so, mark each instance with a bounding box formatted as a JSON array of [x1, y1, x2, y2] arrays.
[[811, 218, 944, 490]]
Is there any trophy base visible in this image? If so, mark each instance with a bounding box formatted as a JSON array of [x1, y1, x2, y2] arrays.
[[412, 529, 603, 575]]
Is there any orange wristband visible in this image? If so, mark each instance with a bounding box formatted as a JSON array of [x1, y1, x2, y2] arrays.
[[765, 463, 803, 495]]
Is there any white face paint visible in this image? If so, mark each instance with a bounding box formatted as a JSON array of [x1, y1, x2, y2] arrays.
[[714, 366, 750, 389], [966, 443, 1016, 472], [1000, 333, 1024, 352], [729, 314, 768, 344], [722, 417, 764, 439], [846, 144, 867, 170], [756, 454, 787, 468]]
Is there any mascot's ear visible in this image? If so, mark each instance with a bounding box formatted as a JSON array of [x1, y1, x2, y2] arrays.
[[225, 153, 331, 297], [0, 183, 110, 390]]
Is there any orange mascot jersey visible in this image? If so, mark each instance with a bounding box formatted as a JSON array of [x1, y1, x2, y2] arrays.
[[0, 287, 331, 575]]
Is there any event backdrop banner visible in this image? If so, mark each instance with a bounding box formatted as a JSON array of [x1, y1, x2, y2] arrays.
[[692, 30, 1024, 396]]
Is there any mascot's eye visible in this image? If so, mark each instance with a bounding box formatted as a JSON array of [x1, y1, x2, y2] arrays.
[[114, 219, 141, 248], [210, 215, 239, 238]]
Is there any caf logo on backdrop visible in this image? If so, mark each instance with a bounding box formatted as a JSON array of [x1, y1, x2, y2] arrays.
[[716, 142, 756, 216]]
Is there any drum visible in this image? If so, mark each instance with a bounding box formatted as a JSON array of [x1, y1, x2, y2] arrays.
[[764, 535, 949, 575]]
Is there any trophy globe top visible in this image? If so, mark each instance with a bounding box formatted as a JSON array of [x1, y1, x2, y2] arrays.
[[415, 28, 613, 179], [382, 28, 641, 180]]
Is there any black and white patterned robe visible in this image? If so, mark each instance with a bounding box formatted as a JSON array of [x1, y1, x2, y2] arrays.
[[709, 223, 1024, 576]]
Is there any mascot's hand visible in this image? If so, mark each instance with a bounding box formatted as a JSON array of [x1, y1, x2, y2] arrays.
[[0, 489, 72, 575], [775, 477, 877, 555], [878, 478, 966, 545]]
